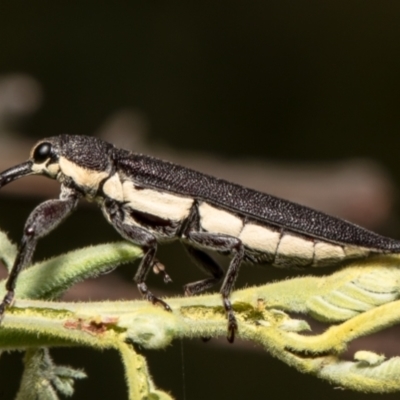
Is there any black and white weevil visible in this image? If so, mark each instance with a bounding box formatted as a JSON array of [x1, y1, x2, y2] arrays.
[[0, 134, 400, 342]]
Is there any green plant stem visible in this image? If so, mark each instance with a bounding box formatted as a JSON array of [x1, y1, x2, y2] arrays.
[[1, 230, 400, 395]]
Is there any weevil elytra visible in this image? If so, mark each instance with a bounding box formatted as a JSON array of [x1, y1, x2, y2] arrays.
[[0, 134, 400, 342]]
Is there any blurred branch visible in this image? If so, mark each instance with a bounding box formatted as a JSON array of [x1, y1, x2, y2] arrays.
[[0, 74, 42, 133]]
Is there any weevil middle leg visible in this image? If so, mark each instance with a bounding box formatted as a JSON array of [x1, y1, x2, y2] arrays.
[[103, 199, 171, 311]]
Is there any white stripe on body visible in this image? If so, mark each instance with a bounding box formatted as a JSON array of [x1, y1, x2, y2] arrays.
[[343, 245, 370, 258], [274, 233, 314, 267], [59, 156, 109, 194], [102, 173, 124, 201], [312, 242, 345, 267], [239, 223, 280, 254], [198, 202, 243, 236], [122, 181, 194, 222]]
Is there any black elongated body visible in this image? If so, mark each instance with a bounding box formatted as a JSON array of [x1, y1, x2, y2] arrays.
[[0, 134, 399, 342]]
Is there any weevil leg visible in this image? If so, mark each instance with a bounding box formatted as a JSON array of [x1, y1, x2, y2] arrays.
[[0, 187, 79, 319], [184, 230, 244, 343], [181, 203, 224, 295], [103, 199, 171, 311], [182, 244, 224, 295]]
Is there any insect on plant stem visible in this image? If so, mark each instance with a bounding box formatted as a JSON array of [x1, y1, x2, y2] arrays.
[[0, 134, 399, 342]]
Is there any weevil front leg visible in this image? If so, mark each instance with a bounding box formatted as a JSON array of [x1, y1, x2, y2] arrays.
[[0, 186, 79, 318], [103, 199, 171, 311]]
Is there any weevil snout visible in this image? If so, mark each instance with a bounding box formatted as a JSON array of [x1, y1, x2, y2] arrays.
[[0, 135, 116, 199], [0, 161, 35, 189]]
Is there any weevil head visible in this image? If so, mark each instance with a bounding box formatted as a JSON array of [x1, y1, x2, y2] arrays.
[[30, 134, 114, 175], [0, 135, 115, 196], [33, 135, 116, 195]]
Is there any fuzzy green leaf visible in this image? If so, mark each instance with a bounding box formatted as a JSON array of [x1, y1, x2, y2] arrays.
[[15, 348, 86, 400]]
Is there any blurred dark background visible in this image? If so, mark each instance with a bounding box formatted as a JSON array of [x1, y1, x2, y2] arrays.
[[1, 2, 400, 399]]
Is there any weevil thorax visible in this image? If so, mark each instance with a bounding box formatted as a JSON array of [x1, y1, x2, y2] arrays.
[[30, 135, 115, 200]]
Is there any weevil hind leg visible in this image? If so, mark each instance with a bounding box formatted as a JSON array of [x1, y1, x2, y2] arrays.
[[103, 199, 171, 311], [184, 230, 245, 343], [0, 187, 79, 318], [182, 244, 224, 295]]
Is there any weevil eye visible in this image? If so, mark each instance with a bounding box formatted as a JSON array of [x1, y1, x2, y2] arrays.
[[33, 142, 52, 163]]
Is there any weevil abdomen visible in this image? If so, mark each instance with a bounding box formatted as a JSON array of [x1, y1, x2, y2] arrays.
[[239, 223, 369, 268], [196, 202, 371, 269]]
